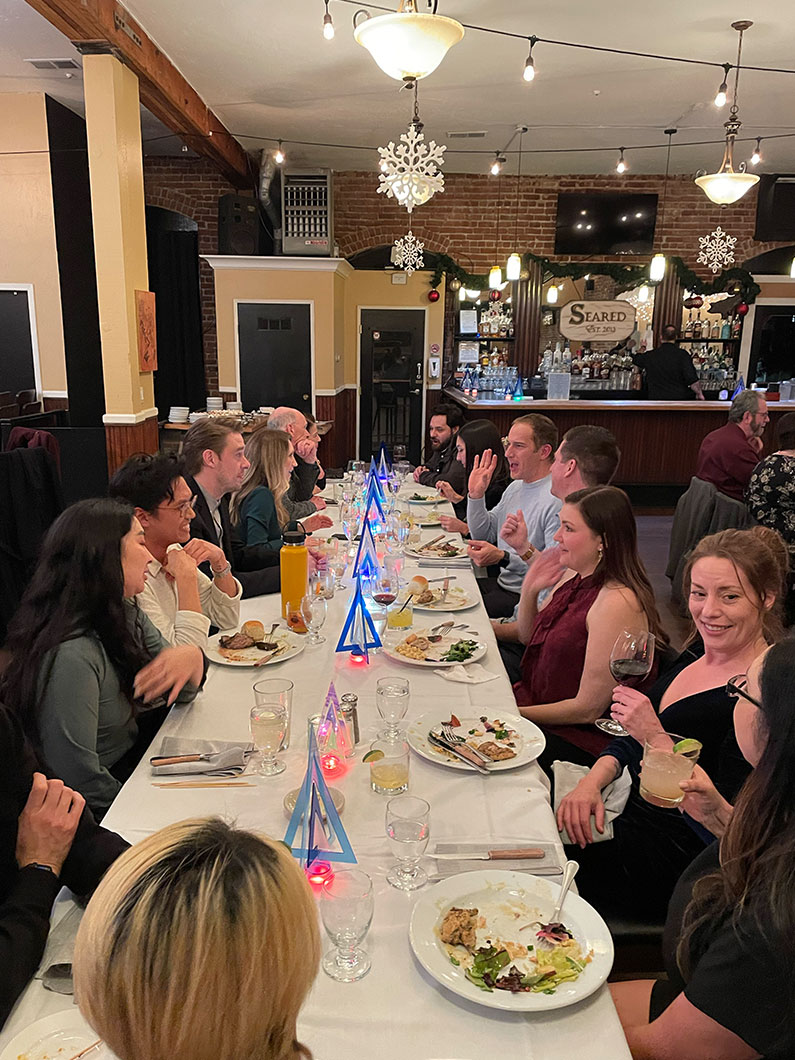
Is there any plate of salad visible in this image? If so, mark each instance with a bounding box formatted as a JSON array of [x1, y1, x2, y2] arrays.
[[409, 870, 613, 1011]]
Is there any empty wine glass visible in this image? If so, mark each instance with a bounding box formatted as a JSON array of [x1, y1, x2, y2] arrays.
[[301, 593, 327, 646], [376, 676, 410, 740], [328, 540, 348, 590], [385, 795, 430, 891], [320, 869, 374, 982], [249, 703, 287, 776], [595, 630, 656, 737]]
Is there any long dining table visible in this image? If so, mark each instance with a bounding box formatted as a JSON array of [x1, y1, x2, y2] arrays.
[[0, 488, 632, 1060]]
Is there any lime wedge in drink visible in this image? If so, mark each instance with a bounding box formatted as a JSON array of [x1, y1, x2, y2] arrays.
[[672, 738, 702, 755], [363, 749, 385, 763]]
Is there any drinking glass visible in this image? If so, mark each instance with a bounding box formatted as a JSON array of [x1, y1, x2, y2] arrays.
[[320, 869, 374, 982], [371, 568, 400, 608], [639, 732, 700, 808], [249, 703, 287, 775], [369, 738, 410, 794], [387, 595, 413, 631], [369, 603, 387, 646], [393, 446, 407, 463], [329, 546, 348, 591], [301, 593, 327, 645], [376, 676, 410, 739], [595, 630, 656, 737], [340, 504, 359, 545], [253, 678, 293, 752], [385, 795, 430, 891], [311, 568, 336, 600]]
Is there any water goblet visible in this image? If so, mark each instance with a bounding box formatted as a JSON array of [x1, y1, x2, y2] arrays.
[[385, 795, 430, 891], [376, 676, 410, 739], [249, 702, 287, 776], [301, 593, 327, 645], [320, 869, 374, 982]]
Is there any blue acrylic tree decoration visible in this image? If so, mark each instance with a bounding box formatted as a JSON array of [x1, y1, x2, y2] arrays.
[[378, 443, 392, 478], [283, 724, 356, 868], [364, 478, 386, 526], [369, 455, 379, 479], [731, 376, 745, 398], [335, 573, 381, 662], [317, 681, 352, 760], [366, 466, 385, 502], [352, 515, 379, 578]]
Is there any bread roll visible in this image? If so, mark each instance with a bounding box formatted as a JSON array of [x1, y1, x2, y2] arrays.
[[241, 620, 265, 641]]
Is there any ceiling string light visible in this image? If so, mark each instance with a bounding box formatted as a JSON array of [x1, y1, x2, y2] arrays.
[[650, 127, 676, 283], [490, 153, 505, 176], [546, 284, 559, 304], [750, 137, 762, 165], [506, 126, 526, 281], [714, 64, 731, 107], [523, 36, 537, 82], [353, 0, 464, 82], [322, 0, 335, 39], [489, 162, 505, 288], [274, 140, 285, 164], [616, 147, 627, 174], [695, 21, 760, 205]]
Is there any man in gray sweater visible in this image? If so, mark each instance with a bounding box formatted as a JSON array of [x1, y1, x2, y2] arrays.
[[466, 414, 561, 618]]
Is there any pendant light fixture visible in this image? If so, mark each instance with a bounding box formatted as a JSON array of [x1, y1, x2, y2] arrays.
[[353, 0, 464, 83], [695, 22, 760, 206], [649, 128, 676, 284], [489, 154, 505, 289], [506, 126, 527, 281]]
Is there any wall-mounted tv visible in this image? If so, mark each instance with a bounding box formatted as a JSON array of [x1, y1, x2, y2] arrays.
[[554, 192, 658, 256]]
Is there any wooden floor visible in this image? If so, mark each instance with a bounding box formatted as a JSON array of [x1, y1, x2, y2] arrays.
[[636, 515, 690, 650]]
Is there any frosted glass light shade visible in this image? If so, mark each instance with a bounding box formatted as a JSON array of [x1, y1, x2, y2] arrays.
[[649, 254, 666, 282], [354, 9, 464, 81], [546, 285, 558, 304], [506, 253, 522, 281], [488, 265, 502, 288], [694, 170, 759, 205]]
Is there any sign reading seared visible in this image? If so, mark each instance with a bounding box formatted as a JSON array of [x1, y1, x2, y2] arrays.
[[560, 300, 636, 341]]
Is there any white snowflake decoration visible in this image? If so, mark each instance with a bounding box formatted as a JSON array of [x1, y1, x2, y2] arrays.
[[377, 123, 446, 214], [697, 226, 737, 274], [392, 230, 424, 275]]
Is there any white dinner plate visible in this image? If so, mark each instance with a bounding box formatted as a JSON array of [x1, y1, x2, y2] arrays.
[[381, 634, 487, 668], [409, 870, 614, 1012], [418, 509, 445, 526], [413, 587, 478, 612], [0, 1011, 118, 1060], [407, 711, 545, 772], [206, 630, 305, 668], [405, 541, 468, 561], [404, 494, 438, 505]]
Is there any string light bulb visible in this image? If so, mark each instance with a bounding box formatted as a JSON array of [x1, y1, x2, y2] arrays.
[[750, 138, 762, 165], [488, 264, 503, 288], [714, 64, 730, 107], [638, 284, 650, 303], [506, 253, 522, 281], [546, 284, 559, 304], [523, 37, 537, 82], [790, 256, 795, 279], [649, 253, 666, 282], [322, 0, 335, 39], [490, 154, 505, 176], [274, 140, 285, 164], [458, 285, 466, 302], [616, 148, 627, 174]]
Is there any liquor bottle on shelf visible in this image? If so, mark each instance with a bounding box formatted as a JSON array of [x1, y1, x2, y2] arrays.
[[720, 320, 731, 339], [692, 313, 703, 340], [470, 366, 479, 400], [731, 315, 742, 338], [684, 312, 695, 339], [710, 319, 721, 340]]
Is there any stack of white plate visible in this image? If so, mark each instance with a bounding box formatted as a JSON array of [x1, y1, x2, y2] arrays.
[[206, 397, 223, 411], [226, 400, 243, 412], [188, 412, 208, 424], [168, 406, 189, 423]]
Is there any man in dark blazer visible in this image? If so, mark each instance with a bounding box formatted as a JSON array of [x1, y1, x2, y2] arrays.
[[181, 416, 280, 598]]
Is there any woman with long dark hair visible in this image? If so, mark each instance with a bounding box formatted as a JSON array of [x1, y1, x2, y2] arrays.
[[0, 498, 205, 819], [438, 418, 511, 530], [557, 526, 787, 921], [612, 639, 795, 1058]]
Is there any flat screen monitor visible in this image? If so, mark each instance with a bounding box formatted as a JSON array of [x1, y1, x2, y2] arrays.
[[554, 192, 658, 256]]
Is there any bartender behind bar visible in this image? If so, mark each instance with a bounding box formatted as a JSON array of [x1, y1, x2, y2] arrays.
[[632, 324, 705, 401]]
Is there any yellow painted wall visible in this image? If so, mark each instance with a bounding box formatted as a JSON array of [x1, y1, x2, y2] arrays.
[[0, 94, 66, 392], [342, 270, 445, 387], [212, 268, 338, 393]]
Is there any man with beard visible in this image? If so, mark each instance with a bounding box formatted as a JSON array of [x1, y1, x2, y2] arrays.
[[413, 403, 466, 494], [696, 390, 769, 501]]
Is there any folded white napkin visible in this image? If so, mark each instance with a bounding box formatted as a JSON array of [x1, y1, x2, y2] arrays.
[[432, 663, 500, 684], [552, 759, 632, 845], [150, 737, 255, 777]]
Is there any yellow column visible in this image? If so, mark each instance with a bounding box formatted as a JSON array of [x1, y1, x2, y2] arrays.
[[83, 54, 157, 465]]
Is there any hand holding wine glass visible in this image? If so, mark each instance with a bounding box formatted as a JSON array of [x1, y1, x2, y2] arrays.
[[595, 630, 656, 736]]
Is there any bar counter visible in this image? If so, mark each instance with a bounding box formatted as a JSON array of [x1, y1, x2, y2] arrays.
[[443, 387, 794, 502]]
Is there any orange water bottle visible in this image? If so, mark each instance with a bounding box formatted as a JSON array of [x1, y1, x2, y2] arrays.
[[281, 530, 308, 622]]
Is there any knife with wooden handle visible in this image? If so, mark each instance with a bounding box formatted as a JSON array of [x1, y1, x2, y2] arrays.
[[428, 848, 546, 860]]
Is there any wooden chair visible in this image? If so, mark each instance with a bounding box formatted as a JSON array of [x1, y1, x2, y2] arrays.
[[15, 389, 37, 406], [0, 392, 11, 407], [0, 403, 20, 418], [20, 401, 42, 415]]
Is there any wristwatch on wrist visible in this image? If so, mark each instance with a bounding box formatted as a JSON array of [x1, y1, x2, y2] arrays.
[[520, 545, 536, 563], [23, 862, 58, 877], [211, 561, 232, 579]]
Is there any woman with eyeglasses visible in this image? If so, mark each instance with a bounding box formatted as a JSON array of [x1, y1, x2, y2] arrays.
[[612, 639, 795, 1059], [556, 526, 788, 922]]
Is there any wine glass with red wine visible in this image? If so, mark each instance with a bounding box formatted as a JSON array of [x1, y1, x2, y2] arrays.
[[595, 630, 656, 737], [371, 568, 400, 607]]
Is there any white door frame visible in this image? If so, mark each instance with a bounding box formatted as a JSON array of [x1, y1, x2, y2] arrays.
[[233, 299, 316, 414], [357, 305, 428, 458], [0, 283, 43, 399]]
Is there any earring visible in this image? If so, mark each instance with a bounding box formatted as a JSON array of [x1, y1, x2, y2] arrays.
[[597, 544, 604, 560]]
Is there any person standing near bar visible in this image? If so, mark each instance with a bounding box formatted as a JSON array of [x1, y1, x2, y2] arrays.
[[633, 325, 705, 401]]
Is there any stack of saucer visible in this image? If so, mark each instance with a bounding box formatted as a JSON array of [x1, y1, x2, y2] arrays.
[[188, 411, 208, 424], [206, 396, 224, 412], [226, 400, 243, 413], [168, 406, 189, 424]]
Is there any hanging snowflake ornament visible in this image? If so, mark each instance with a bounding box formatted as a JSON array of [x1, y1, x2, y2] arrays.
[[697, 226, 737, 274], [377, 122, 446, 214], [393, 230, 424, 275]]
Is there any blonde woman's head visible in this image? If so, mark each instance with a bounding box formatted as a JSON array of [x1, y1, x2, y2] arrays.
[[230, 427, 295, 527], [74, 818, 320, 1060]]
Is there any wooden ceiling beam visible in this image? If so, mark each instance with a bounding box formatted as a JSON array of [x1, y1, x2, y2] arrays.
[[25, 0, 253, 187]]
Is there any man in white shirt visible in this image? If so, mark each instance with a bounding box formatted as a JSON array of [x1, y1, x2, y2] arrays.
[[465, 414, 562, 618], [109, 454, 242, 647]]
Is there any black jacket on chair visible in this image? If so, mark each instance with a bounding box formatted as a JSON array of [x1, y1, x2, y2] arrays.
[[184, 473, 280, 599]]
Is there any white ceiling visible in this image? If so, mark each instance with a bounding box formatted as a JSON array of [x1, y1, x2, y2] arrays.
[[3, 0, 795, 175]]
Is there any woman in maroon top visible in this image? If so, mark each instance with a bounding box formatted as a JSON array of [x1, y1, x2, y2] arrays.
[[513, 486, 668, 764]]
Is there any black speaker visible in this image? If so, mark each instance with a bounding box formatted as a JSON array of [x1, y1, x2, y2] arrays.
[[218, 194, 260, 255]]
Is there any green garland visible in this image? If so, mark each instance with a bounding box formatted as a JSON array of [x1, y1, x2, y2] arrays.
[[429, 251, 760, 303]]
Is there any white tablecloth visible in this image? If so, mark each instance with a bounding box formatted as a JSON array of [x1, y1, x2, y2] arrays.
[[0, 496, 631, 1060]]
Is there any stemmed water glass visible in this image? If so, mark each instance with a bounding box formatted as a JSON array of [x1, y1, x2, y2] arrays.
[[340, 503, 359, 546], [376, 676, 410, 740], [320, 869, 374, 982], [595, 630, 657, 737], [301, 593, 327, 645], [249, 702, 287, 776], [327, 539, 348, 590], [385, 795, 430, 891]]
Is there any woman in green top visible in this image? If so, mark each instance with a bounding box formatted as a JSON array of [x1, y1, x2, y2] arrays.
[[229, 427, 297, 550], [0, 498, 205, 819]]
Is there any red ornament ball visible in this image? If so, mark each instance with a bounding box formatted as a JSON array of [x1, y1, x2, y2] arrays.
[[736, 301, 749, 317], [489, 289, 502, 302], [428, 288, 440, 303], [690, 296, 704, 309]]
